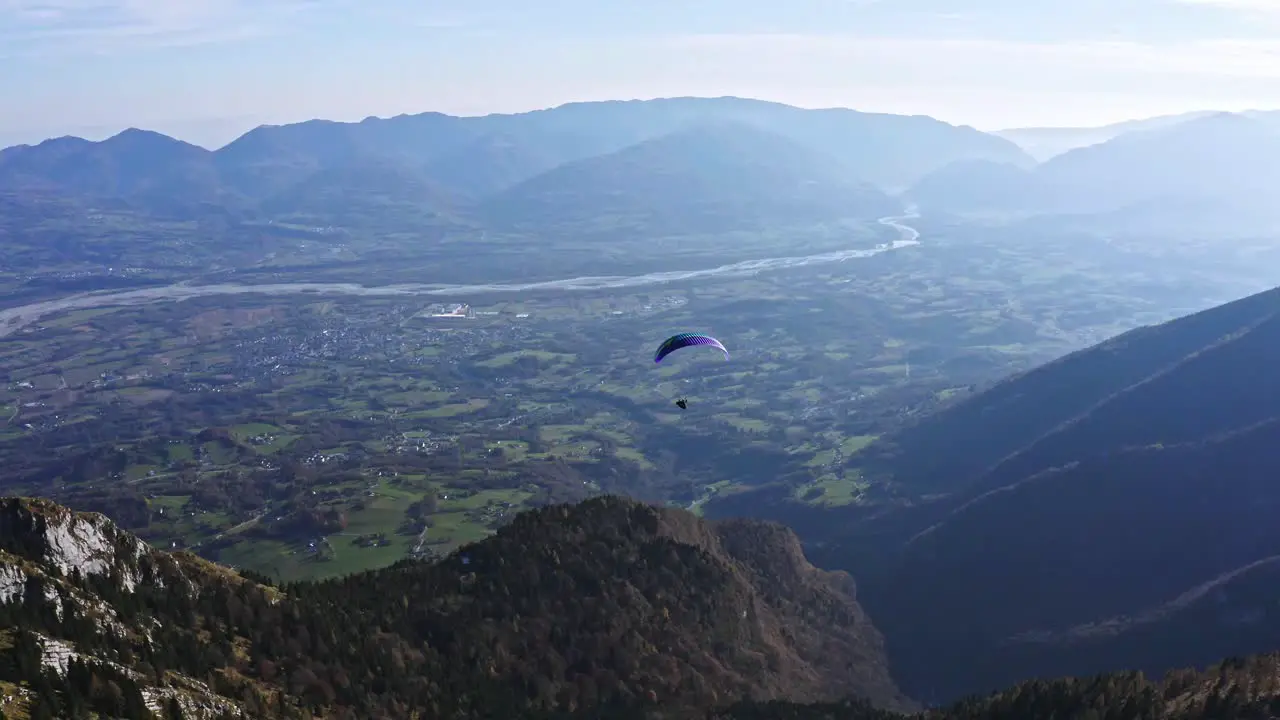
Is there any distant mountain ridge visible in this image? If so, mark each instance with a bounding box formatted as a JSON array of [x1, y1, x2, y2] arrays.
[[0, 97, 1029, 232], [908, 112, 1280, 223], [997, 108, 1280, 161], [164, 96, 1036, 191], [994, 110, 1219, 160]]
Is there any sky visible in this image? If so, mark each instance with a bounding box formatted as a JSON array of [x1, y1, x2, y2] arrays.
[[4, 0, 1280, 149]]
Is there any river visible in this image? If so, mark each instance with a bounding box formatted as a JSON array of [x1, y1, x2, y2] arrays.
[[0, 212, 921, 337]]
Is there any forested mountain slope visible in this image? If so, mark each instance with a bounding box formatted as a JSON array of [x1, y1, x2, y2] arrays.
[[9, 494, 1280, 719], [812, 283, 1280, 701], [0, 495, 909, 719]]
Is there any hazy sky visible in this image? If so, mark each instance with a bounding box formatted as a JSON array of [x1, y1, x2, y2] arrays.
[[4, 0, 1280, 148]]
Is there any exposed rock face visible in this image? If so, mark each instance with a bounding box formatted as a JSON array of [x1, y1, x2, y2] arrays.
[[0, 497, 248, 718], [0, 497, 145, 590], [0, 562, 24, 604]]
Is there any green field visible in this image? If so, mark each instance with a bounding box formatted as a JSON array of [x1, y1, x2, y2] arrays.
[[0, 213, 1238, 582]]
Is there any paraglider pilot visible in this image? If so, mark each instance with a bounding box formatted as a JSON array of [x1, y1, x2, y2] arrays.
[[653, 333, 728, 413]]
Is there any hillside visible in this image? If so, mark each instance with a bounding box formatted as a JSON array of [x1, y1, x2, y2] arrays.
[[719, 654, 1280, 719], [480, 123, 901, 235], [421, 132, 563, 198], [899, 160, 1031, 215], [255, 158, 462, 228], [0, 495, 911, 718], [862, 283, 1280, 493], [10, 496, 1280, 719], [908, 112, 1280, 221], [817, 283, 1280, 700]]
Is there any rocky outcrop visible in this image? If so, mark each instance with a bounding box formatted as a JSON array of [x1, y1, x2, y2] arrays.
[[0, 497, 253, 718], [0, 497, 145, 589]]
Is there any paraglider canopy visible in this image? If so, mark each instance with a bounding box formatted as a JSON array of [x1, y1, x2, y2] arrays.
[[653, 333, 729, 364]]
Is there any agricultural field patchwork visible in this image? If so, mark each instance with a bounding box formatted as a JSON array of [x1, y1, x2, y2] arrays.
[[0, 218, 1254, 581]]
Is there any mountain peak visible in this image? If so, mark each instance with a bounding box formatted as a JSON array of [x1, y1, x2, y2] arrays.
[[100, 127, 207, 154], [478, 496, 912, 709], [110, 127, 171, 140], [35, 135, 94, 150]]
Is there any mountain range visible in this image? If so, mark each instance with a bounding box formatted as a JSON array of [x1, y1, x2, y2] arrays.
[[0, 97, 1029, 236], [7, 98, 1279, 244], [909, 112, 1280, 224]]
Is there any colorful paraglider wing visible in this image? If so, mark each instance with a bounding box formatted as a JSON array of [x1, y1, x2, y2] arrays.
[[653, 333, 729, 363]]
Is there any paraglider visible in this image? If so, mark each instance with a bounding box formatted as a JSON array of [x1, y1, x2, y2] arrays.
[[653, 333, 729, 364], [653, 333, 728, 410]]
